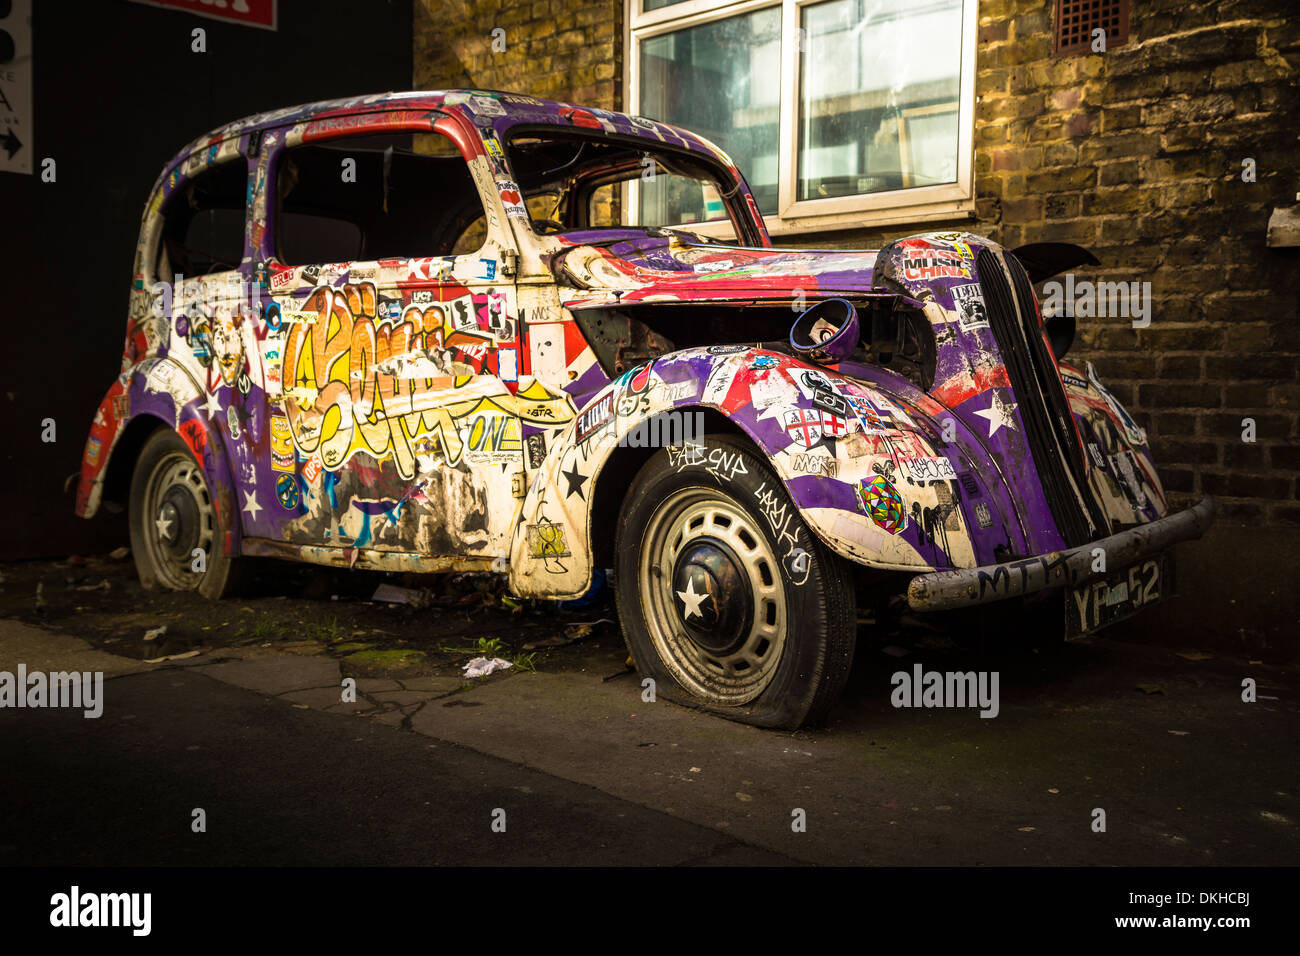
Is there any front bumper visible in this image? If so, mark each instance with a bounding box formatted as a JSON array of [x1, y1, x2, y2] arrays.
[[906, 496, 1215, 612]]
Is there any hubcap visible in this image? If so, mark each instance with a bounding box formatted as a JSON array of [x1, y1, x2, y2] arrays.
[[156, 491, 199, 558], [142, 451, 216, 590], [671, 539, 753, 656], [638, 487, 788, 705]]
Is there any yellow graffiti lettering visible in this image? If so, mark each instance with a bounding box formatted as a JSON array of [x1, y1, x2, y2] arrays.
[[281, 283, 574, 480]]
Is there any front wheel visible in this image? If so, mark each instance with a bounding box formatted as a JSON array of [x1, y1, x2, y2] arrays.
[[128, 428, 243, 599], [614, 435, 856, 728]]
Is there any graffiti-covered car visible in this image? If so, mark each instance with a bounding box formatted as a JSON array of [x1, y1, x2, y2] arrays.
[[77, 91, 1214, 729]]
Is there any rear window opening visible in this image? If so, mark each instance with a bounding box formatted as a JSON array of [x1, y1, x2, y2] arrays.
[[157, 160, 247, 279], [274, 131, 486, 265]]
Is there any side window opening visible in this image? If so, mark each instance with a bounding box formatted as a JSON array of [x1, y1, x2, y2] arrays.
[[156, 159, 247, 278], [274, 130, 486, 266]]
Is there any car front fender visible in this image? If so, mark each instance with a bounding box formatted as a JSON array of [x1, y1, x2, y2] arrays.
[[507, 346, 983, 598]]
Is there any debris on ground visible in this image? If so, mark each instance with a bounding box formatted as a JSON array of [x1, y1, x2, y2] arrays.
[[523, 618, 614, 650], [371, 583, 432, 608], [1175, 651, 1214, 661], [1135, 683, 1164, 695], [522, 635, 569, 650], [143, 649, 203, 664], [143, 626, 167, 642], [108, 547, 130, 561], [916, 634, 958, 650], [462, 657, 513, 678], [0, 554, 631, 687]]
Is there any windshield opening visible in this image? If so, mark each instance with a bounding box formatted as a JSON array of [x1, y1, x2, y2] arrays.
[[502, 128, 756, 245]]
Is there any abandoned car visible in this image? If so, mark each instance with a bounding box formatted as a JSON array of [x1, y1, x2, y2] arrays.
[[76, 91, 1214, 728]]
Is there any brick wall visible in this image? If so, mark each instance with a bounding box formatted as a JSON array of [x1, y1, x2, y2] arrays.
[[414, 0, 620, 108], [974, 0, 1300, 525], [413, 0, 1300, 526]]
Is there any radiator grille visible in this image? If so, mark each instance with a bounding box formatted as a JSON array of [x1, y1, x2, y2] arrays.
[[977, 249, 1104, 547]]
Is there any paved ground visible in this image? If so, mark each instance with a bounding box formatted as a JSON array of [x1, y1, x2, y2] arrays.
[[2, 570, 1297, 866]]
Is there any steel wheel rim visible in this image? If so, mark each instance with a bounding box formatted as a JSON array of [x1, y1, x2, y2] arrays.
[[638, 487, 787, 704], [143, 451, 216, 590]]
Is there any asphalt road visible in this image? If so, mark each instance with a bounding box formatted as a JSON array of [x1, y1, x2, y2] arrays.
[[1, 608, 1297, 867], [0, 654, 793, 866]]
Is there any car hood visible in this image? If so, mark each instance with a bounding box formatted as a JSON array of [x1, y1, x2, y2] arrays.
[[553, 236, 881, 304]]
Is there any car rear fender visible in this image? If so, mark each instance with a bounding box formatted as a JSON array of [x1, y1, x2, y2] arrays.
[[76, 358, 243, 557]]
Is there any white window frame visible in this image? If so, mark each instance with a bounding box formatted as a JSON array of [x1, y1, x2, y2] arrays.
[[626, 0, 978, 238]]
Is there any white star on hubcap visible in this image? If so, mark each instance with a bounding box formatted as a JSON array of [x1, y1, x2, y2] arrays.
[[155, 513, 173, 540], [973, 393, 1018, 437], [242, 490, 262, 520], [676, 576, 707, 621]]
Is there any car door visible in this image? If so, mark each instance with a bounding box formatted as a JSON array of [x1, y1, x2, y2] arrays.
[[250, 113, 527, 562]]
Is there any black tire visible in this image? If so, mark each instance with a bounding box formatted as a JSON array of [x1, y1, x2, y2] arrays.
[[614, 434, 856, 729], [128, 428, 243, 599]]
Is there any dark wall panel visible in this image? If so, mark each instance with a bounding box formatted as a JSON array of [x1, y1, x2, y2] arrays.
[[1, 0, 413, 558]]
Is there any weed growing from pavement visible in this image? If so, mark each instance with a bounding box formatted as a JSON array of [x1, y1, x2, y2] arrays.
[[438, 636, 504, 657], [510, 652, 538, 673], [242, 618, 282, 642], [304, 616, 343, 644]]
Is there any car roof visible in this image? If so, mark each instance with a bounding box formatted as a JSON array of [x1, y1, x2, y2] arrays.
[[159, 90, 736, 194]]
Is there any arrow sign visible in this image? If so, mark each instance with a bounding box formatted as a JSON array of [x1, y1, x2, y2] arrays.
[[0, 0, 32, 176]]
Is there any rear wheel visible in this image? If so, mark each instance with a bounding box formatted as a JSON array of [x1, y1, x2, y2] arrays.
[[614, 434, 856, 728], [129, 428, 242, 599]]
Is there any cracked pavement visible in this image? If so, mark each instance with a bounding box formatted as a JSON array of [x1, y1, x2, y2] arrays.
[[2, 611, 1297, 866]]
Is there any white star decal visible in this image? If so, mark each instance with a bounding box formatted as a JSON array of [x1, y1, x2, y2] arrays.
[[199, 392, 222, 421], [973, 393, 1018, 437], [242, 490, 262, 520], [154, 513, 173, 540], [676, 576, 708, 621]]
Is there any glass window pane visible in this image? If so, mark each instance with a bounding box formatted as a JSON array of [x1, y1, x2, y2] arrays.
[[643, 0, 692, 10], [640, 168, 729, 226], [798, 0, 963, 201], [639, 7, 781, 214]]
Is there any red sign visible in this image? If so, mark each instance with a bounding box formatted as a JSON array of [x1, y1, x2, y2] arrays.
[[126, 0, 277, 31]]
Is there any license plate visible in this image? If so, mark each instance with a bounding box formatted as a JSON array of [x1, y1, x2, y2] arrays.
[[1066, 553, 1173, 639]]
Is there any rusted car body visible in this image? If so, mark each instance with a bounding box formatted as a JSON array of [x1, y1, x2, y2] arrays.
[[76, 91, 1212, 728]]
